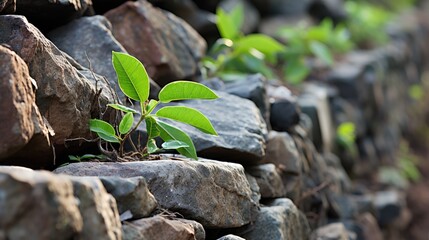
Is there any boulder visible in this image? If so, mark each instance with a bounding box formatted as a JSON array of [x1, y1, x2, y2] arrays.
[[54, 156, 258, 228], [98, 176, 158, 219], [0, 0, 15, 14], [105, 0, 206, 86], [122, 216, 204, 240], [310, 223, 350, 240], [0, 16, 115, 147], [47, 15, 160, 101], [151, 92, 267, 164], [0, 166, 83, 239], [15, 0, 93, 31], [246, 164, 286, 198], [0, 45, 51, 167], [68, 177, 122, 240], [263, 131, 301, 175], [241, 198, 310, 240]]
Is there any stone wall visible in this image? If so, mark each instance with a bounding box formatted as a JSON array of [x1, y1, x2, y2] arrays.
[[1, 0, 429, 239]]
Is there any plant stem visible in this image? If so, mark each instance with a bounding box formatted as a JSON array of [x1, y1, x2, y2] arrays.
[[119, 115, 145, 157]]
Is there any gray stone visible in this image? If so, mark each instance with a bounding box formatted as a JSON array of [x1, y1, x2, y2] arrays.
[[122, 216, 204, 240], [98, 176, 158, 219], [323, 153, 351, 193], [54, 156, 258, 228], [68, 177, 122, 240], [267, 84, 301, 131], [0, 15, 115, 147], [241, 198, 311, 240], [225, 74, 270, 124], [0, 167, 83, 240], [149, 92, 267, 164], [0, 0, 15, 14], [15, 0, 92, 31], [263, 131, 301, 175], [0, 45, 52, 167], [310, 223, 349, 240], [373, 190, 406, 227], [245, 173, 261, 204], [217, 234, 245, 240], [247, 164, 286, 198], [105, 0, 206, 86]]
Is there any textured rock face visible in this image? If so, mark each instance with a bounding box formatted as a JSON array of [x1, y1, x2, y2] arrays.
[[99, 176, 158, 219], [247, 164, 286, 198], [0, 15, 114, 146], [0, 0, 15, 14], [54, 157, 258, 228], [0, 46, 51, 162], [0, 167, 83, 240], [241, 198, 310, 240], [263, 131, 301, 175], [105, 0, 206, 86], [122, 216, 204, 240], [310, 223, 350, 240], [151, 92, 267, 164], [15, 0, 92, 30]]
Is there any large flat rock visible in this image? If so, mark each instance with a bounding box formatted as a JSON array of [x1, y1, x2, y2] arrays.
[[54, 156, 258, 228]]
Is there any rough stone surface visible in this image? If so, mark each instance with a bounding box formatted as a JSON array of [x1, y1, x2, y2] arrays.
[[0, 0, 15, 14], [310, 223, 350, 240], [247, 164, 286, 198], [225, 74, 270, 124], [241, 198, 310, 240], [0, 45, 51, 164], [105, 0, 206, 86], [268, 84, 301, 131], [99, 176, 157, 219], [263, 131, 301, 175], [217, 234, 245, 240], [122, 216, 203, 240], [0, 166, 83, 240], [15, 0, 92, 31], [245, 173, 261, 204], [54, 156, 258, 228], [152, 92, 267, 164], [0, 15, 114, 146], [68, 177, 122, 240]]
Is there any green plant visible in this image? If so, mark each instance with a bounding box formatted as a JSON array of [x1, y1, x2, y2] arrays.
[[202, 4, 286, 81], [90, 52, 219, 160], [336, 122, 357, 156], [276, 19, 353, 84]]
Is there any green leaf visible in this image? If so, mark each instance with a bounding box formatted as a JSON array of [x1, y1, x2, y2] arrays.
[[158, 81, 219, 103], [156, 106, 217, 135], [284, 58, 310, 85], [89, 119, 119, 143], [216, 5, 243, 40], [147, 139, 159, 154], [107, 103, 138, 114], [145, 116, 160, 139], [309, 41, 334, 66], [145, 100, 158, 114], [156, 120, 197, 160], [161, 140, 189, 150], [68, 155, 80, 161], [236, 34, 285, 58], [112, 51, 150, 102], [119, 112, 134, 134]]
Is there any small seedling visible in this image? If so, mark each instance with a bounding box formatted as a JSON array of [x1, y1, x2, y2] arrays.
[[90, 52, 219, 160]]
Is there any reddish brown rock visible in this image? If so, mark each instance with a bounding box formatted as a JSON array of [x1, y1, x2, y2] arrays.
[[105, 0, 206, 86], [0, 45, 52, 167]]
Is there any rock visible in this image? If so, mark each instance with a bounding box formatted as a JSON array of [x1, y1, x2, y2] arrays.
[[98, 176, 157, 219], [357, 213, 383, 240], [68, 177, 122, 240], [0, 45, 51, 167], [245, 173, 261, 204], [373, 190, 406, 227], [263, 131, 301, 175], [247, 164, 286, 198], [15, 0, 93, 31], [329, 194, 373, 220], [105, 0, 207, 86], [217, 235, 245, 240], [0, 166, 83, 239], [308, 0, 347, 24], [219, 0, 260, 35], [0, 0, 15, 14], [122, 216, 204, 240], [267, 84, 301, 131], [54, 156, 258, 228], [0, 16, 114, 147], [149, 92, 267, 164], [241, 198, 310, 240], [323, 153, 351, 193], [310, 223, 350, 240], [224, 74, 270, 124], [176, 219, 206, 240]]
